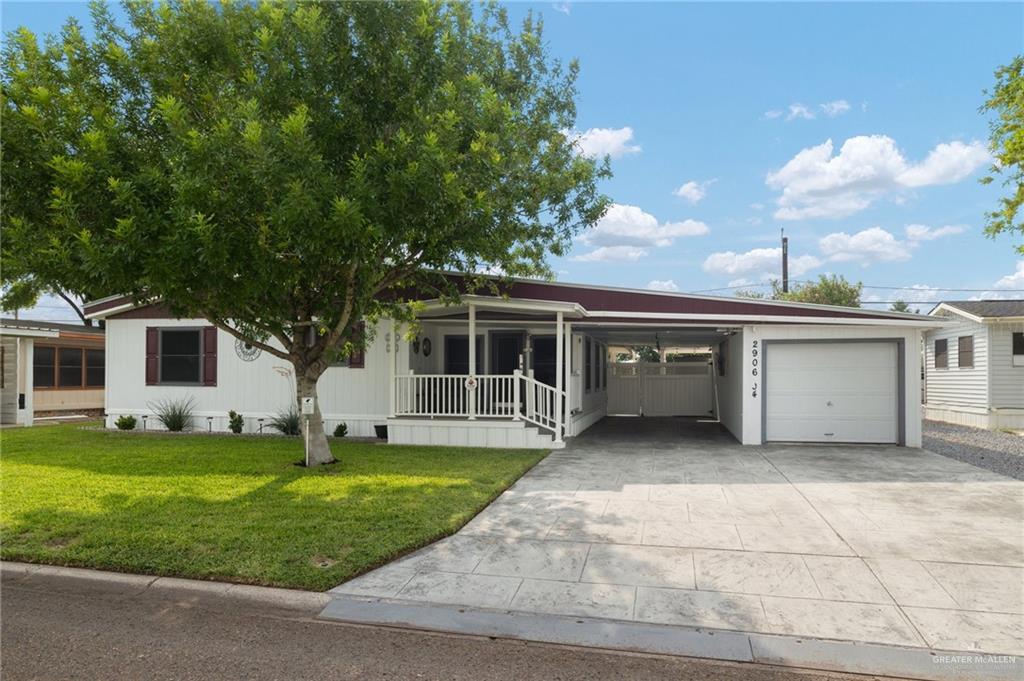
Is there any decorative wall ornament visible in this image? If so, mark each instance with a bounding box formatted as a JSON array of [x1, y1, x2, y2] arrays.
[[412, 338, 421, 355], [422, 338, 432, 357], [235, 338, 262, 361]]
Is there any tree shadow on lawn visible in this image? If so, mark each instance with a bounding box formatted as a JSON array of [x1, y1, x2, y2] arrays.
[[2, 446, 545, 591]]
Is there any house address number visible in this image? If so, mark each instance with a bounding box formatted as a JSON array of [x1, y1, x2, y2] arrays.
[[750, 340, 759, 398]]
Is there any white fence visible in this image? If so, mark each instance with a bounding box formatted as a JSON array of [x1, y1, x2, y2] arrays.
[[607, 361, 713, 417]]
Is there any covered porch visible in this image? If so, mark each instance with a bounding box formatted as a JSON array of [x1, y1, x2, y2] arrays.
[[384, 296, 735, 449]]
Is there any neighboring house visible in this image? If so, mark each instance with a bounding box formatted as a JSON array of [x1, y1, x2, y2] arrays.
[[0, 319, 106, 426], [83, 277, 941, 449], [923, 301, 1024, 430]]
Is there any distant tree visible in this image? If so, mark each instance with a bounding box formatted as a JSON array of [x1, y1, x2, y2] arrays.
[[889, 300, 911, 313], [775, 275, 862, 307], [981, 56, 1024, 253], [1, 2, 609, 464], [615, 346, 660, 362], [732, 275, 862, 307]]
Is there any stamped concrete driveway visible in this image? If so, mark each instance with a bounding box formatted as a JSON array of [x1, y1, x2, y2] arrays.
[[331, 418, 1024, 657]]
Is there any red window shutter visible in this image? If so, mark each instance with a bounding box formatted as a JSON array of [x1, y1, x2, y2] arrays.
[[145, 327, 159, 385], [202, 326, 218, 386], [348, 321, 365, 368]]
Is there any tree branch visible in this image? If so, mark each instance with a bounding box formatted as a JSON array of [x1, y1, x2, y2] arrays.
[[56, 290, 91, 326], [209, 317, 290, 360]]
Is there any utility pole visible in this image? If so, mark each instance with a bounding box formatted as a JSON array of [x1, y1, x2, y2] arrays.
[[781, 228, 789, 294]]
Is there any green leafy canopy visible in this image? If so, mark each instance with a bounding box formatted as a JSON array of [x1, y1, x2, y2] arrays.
[[2, 0, 610, 366], [981, 55, 1024, 252]]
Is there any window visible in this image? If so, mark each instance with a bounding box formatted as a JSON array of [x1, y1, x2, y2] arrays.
[[33, 346, 56, 387], [58, 347, 83, 387], [584, 338, 592, 392], [934, 338, 948, 369], [86, 349, 105, 387], [1013, 332, 1024, 367], [160, 329, 202, 384], [958, 335, 974, 369], [32, 345, 103, 389]]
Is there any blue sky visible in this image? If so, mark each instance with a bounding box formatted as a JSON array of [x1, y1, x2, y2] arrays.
[[4, 2, 1023, 319]]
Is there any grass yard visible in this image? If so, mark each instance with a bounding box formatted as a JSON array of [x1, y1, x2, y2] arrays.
[[0, 424, 545, 590]]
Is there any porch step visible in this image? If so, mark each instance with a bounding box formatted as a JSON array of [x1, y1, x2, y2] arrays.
[[386, 417, 562, 449]]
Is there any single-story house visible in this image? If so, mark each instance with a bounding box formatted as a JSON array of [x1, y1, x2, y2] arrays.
[[83, 278, 942, 448], [923, 300, 1024, 430], [0, 318, 106, 426]]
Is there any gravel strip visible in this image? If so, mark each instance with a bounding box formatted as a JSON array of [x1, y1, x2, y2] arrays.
[[922, 420, 1024, 480]]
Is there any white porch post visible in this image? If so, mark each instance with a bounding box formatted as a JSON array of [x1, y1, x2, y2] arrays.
[[468, 303, 476, 420], [389, 318, 397, 418], [22, 338, 34, 427], [554, 312, 564, 444], [563, 320, 572, 438]]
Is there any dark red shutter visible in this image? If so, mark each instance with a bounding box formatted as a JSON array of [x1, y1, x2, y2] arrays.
[[145, 327, 159, 385], [202, 326, 218, 386], [348, 321, 365, 368]]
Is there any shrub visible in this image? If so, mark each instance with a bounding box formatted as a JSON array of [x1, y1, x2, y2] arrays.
[[150, 396, 196, 432], [115, 415, 137, 431], [227, 410, 244, 434], [269, 406, 301, 436], [333, 422, 348, 438]]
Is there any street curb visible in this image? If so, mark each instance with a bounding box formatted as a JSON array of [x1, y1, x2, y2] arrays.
[[1, 561, 331, 613], [319, 594, 1022, 681]]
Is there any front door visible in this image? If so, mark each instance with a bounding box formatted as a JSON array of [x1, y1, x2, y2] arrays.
[[490, 332, 524, 375], [531, 336, 557, 387]]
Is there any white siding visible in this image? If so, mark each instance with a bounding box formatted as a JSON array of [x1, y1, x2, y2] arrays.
[[0, 337, 17, 424], [987, 321, 1024, 409], [923, 316, 989, 409], [715, 330, 744, 442], [104, 317, 391, 436]]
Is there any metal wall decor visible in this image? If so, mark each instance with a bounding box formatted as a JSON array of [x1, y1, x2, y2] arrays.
[[421, 338, 432, 357], [235, 338, 262, 361]]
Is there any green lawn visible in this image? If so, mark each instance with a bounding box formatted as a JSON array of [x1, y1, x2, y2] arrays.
[[0, 424, 545, 590]]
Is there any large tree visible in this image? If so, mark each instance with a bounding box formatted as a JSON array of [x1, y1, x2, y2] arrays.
[[1, 1, 610, 464], [981, 55, 1024, 252]]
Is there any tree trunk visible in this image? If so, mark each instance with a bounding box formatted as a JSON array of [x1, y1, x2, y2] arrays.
[[296, 371, 335, 466]]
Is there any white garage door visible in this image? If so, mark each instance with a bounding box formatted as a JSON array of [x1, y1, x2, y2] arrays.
[[765, 342, 899, 444]]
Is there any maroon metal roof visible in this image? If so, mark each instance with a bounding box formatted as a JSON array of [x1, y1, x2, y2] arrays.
[[84, 276, 922, 322]]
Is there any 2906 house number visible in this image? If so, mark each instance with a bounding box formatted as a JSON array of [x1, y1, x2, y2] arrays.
[[751, 340, 759, 398]]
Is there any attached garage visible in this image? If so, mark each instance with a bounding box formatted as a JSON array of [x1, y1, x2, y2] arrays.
[[763, 341, 902, 445]]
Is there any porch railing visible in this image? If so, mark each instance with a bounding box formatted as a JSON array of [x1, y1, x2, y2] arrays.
[[393, 371, 563, 440]]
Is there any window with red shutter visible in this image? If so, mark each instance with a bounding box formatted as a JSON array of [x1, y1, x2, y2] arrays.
[[347, 321, 366, 368], [145, 327, 159, 385], [202, 326, 218, 386]]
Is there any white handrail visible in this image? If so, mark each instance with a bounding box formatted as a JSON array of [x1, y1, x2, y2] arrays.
[[393, 372, 564, 440]]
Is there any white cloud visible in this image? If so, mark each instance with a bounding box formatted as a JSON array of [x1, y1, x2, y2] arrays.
[[571, 126, 641, 159], [571, 246, 647, 263], [573, 203, 709, 261], [766, 135, 991, 220], [786, 103, 816, 121], [673, 179, 716, 204], [820, 100, 851, 117], [763, 110, 783, 120], [995, 261, 1024, 290], [747, 216, 763, 226], [749, 202, 764, 211], [818, 227, 913, 265], [703, 247, 820, 279], [646, 279, 679, 292], [552, 2, 571, 14], [896, 141, 992, 187], [905, 224, 965, 242]]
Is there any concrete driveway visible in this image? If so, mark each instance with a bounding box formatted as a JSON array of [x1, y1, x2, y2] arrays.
[[329, 418, 1024, 658]]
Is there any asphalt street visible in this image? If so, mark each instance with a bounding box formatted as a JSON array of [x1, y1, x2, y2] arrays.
[[1, 567, 901, 681]]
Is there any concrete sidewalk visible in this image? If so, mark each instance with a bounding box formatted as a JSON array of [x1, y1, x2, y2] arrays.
[[2, 562, 887, 681]]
